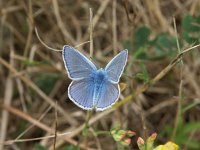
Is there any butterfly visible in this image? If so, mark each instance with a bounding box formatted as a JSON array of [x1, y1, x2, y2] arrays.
[[62, 45, 128, 111]]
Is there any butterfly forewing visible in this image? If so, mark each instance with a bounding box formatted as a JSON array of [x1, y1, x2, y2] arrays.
[[62, 45, 97, 80], [105, 50, 128, 84]]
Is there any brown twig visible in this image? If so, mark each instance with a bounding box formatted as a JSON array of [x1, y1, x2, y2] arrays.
[[0, 47, 14, 150], [23, 0, 34, 58]]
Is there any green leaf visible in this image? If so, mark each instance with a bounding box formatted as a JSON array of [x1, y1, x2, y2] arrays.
[[182, 122, 200, 134], [182, 31, 198, 44], [134, 26, 151, 49], [125, 26, 151, 60], [61, 145, 80, 150], [135, 64, 150, 83], [35, 144, 48, 150], [151, 33, 177, 57], [123, 40, 134, 51], [161, 121, 200, 149], [13, 120, 27, 137], [182, 14, 200, 32], [34, 73, 59, 94], [133, 47, 149, 60], [21, 60, 44, 66], [182, 14, 200, 44], [184, 139, 200, 149], [182, 15, 194, 32]]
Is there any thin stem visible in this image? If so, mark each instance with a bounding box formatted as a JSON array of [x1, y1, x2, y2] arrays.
[[89, 8, 93, 59], [81, 8, 94, 148], [2, 132, 71, 145], [172, 18, 183, 140], [53, 101, 58, 150], [95, 130, 110, 135], [35, 27, 62, 52], [112, 0, 117, 55]]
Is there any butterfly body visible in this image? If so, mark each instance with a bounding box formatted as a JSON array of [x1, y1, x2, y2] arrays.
[[63, 45, 128, 111], [90, 69, 108, 106]]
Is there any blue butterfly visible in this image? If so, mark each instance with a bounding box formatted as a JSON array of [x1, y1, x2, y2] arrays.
[[62, 45, 128, 111]]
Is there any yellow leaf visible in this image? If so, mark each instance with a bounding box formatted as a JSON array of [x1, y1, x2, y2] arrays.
[[154, 141, 179, 150], [119, 82, 127, 92]]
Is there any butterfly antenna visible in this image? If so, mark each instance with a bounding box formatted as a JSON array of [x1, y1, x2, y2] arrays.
[[35, 27, 62, 52]]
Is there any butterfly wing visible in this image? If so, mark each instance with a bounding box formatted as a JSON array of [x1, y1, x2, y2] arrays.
[[68, 78, 94, 110], [96, 81, 120, 111], [105, 50, 128, 83], [62, 45, 97, 80]]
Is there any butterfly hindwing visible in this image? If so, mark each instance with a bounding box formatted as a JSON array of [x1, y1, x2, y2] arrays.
[[96, 81, 120, 111], [105, 50, 128, 83], [62, 45, 97, 80], [68, 78, 94, 110]]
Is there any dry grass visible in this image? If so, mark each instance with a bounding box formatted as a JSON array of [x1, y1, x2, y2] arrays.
[[0, 0, 200, 150]]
